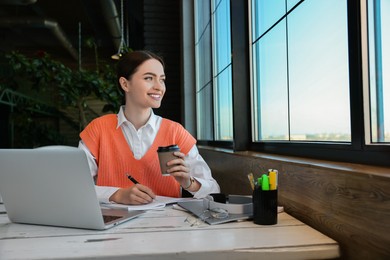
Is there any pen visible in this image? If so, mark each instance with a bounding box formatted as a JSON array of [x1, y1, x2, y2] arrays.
[[125, 173, 156, 202], [126, 173, 139, 184]]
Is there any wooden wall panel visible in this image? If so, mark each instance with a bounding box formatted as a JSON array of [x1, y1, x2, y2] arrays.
[[199, 147, 390, 260]]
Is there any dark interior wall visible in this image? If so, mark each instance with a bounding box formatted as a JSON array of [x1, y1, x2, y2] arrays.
[[142, 0, 182, 124], [0, 104, 10, 148], [199, 147, 390, 260]]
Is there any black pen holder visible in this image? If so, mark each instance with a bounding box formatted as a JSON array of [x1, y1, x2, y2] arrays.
[[252, 188, 277, 225]]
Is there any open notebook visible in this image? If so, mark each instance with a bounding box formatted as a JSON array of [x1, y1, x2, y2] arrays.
[[0, 146, 144, 230], [102, 196, 195, 211]]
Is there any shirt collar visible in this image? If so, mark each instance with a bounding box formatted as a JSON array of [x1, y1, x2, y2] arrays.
[[116, 106, 158, 132]]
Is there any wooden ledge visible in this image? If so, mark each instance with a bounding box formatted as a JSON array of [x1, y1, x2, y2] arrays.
[[198, 145, 390, 179]]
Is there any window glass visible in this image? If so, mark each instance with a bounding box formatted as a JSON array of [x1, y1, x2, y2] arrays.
[[195, 0, 213, 140], [191, 0, 388, 165], [213, 0, 231, 72], [288, 0, 350, 141], [196, 27, 212, 89], [195, 0, 210, 40], [213, 0, 233, 140], [251, 0, 351, 142], [252, 0, 285, 39], [287, 0, 301, 11], [197, 83, 213, 140], [195, 0, 232, 141], [253, 22, 289, 140], [367, 0, 390, 142], [215, 66, 233, 140]]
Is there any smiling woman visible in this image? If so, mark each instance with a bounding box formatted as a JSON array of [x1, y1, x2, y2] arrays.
[[119, 59, 166, 117], [78, 50, 221, 206]]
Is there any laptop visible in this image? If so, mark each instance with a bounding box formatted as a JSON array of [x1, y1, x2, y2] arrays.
[[0, 146, 144, 230]]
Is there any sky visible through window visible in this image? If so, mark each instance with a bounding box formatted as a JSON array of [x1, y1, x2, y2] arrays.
[[368, 0, 390, 142], [287, 0, 350, 140], [197, 0, 389, 143], [250, 0, 388, 143], [382, 0, 390, 141]]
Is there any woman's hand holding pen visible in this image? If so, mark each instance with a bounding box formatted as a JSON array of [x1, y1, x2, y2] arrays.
[[109, 184, 155, 205], [109, 151, 200, 204], [167, 151, 200, 192]]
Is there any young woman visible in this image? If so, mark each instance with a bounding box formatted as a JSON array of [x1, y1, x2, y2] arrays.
[[79, 50, 220, 205]]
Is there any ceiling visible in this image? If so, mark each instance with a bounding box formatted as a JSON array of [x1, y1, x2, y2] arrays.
[[0, 0, 130, 69]]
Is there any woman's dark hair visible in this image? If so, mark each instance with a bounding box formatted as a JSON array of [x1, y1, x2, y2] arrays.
[[116, 50, 165, 104], [117, 50, 164, 80]]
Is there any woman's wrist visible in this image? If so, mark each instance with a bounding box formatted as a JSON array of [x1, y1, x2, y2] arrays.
[[183, 176, 195, 190]]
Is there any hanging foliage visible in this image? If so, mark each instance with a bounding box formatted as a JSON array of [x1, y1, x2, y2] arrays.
[[2, 51, 122, 129]]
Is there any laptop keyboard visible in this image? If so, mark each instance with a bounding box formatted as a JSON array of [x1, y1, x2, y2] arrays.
[[103, 215, 122, 223]]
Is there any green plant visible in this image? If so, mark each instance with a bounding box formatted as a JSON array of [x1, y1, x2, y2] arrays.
[[4, 51, 122, 129], [1, 50, 123, 147], [11, 109, 68, 148]]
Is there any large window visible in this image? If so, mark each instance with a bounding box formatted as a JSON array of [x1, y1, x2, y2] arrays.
[[191, 0, 389, 166], [251, 0, 350, 142], [195, 0, 233, 141]]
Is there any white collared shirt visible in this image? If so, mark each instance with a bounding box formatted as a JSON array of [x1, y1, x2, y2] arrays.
[[79, 106, 220, 203]]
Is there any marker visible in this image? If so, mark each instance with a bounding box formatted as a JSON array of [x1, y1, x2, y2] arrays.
[[247, 173, 255, 190], [257, 177, 262, 189], [126, 173, 139, 184], [261, 174, 269, 191], [268, 169, 278, 190]]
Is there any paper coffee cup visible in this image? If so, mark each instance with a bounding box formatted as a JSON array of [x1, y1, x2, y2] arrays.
[[157, 145, 180, 176]]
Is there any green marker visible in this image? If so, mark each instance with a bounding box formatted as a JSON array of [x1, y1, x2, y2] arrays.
[[261, 174, 269, 191], [257, 177, 262, 188]]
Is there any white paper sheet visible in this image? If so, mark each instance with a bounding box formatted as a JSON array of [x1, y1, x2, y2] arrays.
[[101, 196, 196, 211]]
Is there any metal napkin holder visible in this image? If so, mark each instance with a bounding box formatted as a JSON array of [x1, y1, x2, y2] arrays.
[[203, 194, 253, 215]]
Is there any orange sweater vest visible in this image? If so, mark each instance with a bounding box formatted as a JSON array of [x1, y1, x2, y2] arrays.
[[80, 114, 196, 197]]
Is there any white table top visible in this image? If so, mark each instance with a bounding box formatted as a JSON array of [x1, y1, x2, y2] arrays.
[[0, 204, 339, 260]]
